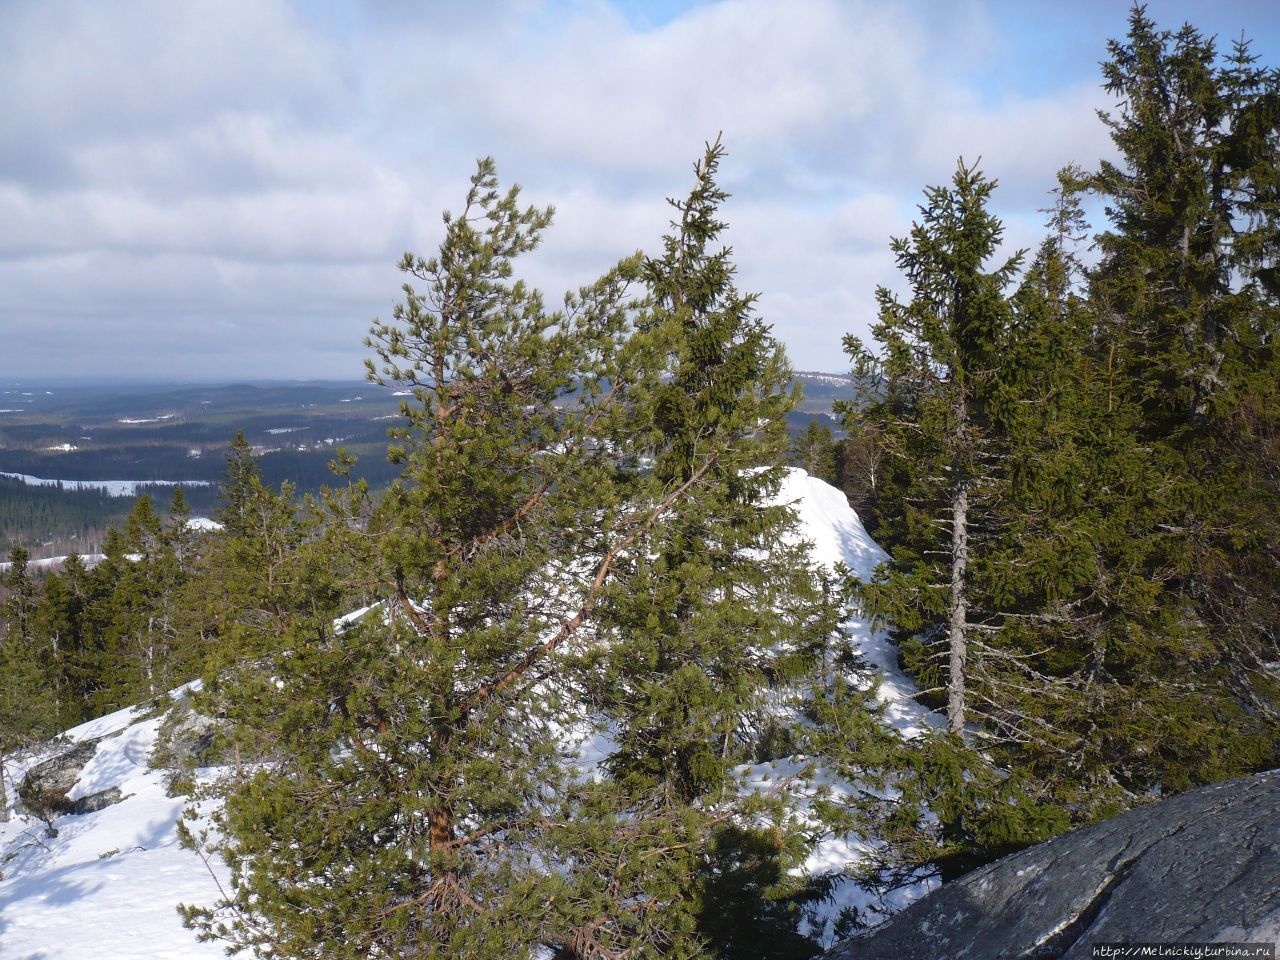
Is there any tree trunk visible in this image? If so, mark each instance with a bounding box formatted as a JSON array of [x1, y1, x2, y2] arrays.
[[947, 482, 969, 735], [0, 754, 9, 822]]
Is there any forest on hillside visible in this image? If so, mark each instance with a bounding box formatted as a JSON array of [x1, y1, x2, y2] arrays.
[[2, 8, 1277, 959]]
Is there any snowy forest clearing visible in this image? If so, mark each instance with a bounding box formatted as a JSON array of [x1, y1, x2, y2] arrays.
[[0, 472, 211, 498]]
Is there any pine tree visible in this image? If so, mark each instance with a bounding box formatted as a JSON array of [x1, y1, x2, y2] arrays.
[[179, 158, 715, 959]]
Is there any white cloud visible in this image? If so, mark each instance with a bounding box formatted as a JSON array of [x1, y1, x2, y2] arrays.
[[0, 0, 1125, 379]]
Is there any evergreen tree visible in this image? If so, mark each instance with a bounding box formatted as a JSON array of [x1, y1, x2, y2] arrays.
[[32, 557, 89, 725], [179, 158, 699, 958], [1066, 6, 1280, 790], [0, 548, 60, 820], [840, 164, 1079, 878], [575, 138, 845, 957], [217, 431, 262, 539], [845, 160, 1022, 736], [791, 421, 839, 486], [88, 496, 172, 710], [965, 182, 1150, 815]]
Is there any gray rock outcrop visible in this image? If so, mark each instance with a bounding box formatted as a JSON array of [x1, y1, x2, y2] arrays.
[[828, 769, 1280, 959], [16, 738, 127, 819], [16, 741, 98, 817], [152, 692, 219, 768]]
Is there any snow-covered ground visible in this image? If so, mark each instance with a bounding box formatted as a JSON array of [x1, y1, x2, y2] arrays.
[[0, 471, 935, 958], [0, 707, 230, 959], [780, 470, 934, 739], [0, 554, 107, 575], [767, 470, 938, 936]]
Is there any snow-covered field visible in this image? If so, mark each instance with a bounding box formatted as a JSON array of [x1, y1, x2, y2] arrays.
[[0, 471, 935, 958], [0, 520, 222, 573], [0, 554, 108, 575], [0, 472, 211, 497]]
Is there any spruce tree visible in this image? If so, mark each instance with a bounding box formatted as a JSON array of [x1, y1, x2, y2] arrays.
[[791, 421, 839, 486], [845, 160, 1022, 736], [86, 494, 194, 710], [32, 555, 91, 725], [0, 548, 61, 820], [840, 164, 1081, 878], [568, 138, 845, 958], [1067, 6, 1280, 790]]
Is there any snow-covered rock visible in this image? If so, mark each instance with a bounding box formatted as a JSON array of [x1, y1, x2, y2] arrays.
[[0, 706, 230, 959]]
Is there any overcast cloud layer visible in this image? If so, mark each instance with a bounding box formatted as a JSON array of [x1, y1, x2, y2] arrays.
[[2, 0, 1277, 381]]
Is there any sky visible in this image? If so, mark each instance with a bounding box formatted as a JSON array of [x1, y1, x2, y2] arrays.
[[2, 0, 1278, 382]]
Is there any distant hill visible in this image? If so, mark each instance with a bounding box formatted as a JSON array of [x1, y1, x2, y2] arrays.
[[0, 377, 858, 552], [791, 371, 854, 415]]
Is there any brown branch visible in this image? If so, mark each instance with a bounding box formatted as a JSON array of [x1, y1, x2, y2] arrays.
[[459, 454, 719, 718], [394, 568, 435, 639]]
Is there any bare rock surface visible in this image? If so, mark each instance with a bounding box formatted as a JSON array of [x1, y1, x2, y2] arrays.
[[827, 769, 1280, 959]]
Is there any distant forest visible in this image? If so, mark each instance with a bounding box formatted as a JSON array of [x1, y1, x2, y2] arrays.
[[0, 476, 146, 558]]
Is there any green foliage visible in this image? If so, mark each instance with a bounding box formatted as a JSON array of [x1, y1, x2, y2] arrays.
[[790, 421, 839, 486], [843, 4, 1280, 883], [1067, 5, 1280, 789], [179, 156, 667, 958], [846, 159, 1023, 730], [167, 142, 896, 960], [4, 7, 1275, 946], [0, 476, 133, 558], [583, 139, 848, 956], [0, 548, 61, 750]]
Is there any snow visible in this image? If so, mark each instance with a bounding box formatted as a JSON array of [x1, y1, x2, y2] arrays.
[[0, 470, 938, 957], [778, 468, 936, 738], [0, 703, 229, 960], [795, 372, 854, 387], [0, 522, 217, 573], [0, 554, 107, 575], [41, 444, 79, 452], [117, 415, 175, 424], [767, 470, 941, 936], [0, 472, 211, 497], [265, 427, 308, 435]]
